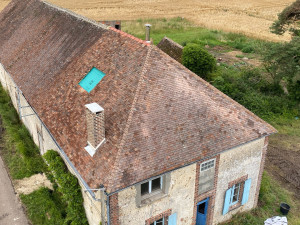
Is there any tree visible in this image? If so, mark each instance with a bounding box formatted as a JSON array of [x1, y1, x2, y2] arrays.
[[271, 0, 300, 36], [182, 44, 216, 80], [264, 1, 300, 100]]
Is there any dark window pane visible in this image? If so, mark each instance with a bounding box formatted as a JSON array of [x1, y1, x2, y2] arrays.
[[141, 182, 149, 195], [232, 183, 240, 202], [156, 218, 163, 225], [198, 202, 206, 214], [152, 177, 161, 192], [150, 223, 154, 225]]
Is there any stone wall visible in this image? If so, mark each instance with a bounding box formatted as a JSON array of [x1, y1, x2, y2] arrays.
[[213, 137, 265, 224], [157, 37, 183, 63], [118, 163, 196, 225], [0, 63, 103, 225]]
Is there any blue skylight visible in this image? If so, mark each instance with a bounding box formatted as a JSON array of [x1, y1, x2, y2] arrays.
[[79, 67, 105, 93]]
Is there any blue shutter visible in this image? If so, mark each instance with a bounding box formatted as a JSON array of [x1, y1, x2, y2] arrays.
[[223, 188, 232, 215], [241, 178, 252, 205], [168, 213, 177, 225]]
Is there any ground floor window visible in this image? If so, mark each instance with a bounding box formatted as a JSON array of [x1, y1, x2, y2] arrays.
[[145, 209, 177, 225], [223, 177, 252, 215], [150, 217, 167, 225]]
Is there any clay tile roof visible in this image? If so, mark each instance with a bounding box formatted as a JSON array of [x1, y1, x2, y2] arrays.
[[0, 0, 276, 193]]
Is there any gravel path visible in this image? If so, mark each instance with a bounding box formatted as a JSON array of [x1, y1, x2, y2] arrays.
[[0, 156, 29, 225]]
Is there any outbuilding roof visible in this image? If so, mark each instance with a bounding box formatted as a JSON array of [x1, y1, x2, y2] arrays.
[[0, 0, 276, 193]]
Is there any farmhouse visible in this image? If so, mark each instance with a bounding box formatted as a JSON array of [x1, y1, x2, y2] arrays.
[[0, 0, 276, 224]]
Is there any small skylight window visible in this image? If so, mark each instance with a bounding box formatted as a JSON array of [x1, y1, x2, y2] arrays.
[[79, 67, 105, 93]]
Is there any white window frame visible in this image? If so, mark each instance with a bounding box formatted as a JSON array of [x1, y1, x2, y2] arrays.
[[150, 217, 165, 225], [230, 183, 241, 206], [142, 176, 163, 195]]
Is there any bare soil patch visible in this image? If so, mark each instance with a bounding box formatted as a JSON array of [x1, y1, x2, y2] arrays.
[[13, 173, 53, 195], [208, 47, 261, 67], [266, 134, 300, 198]]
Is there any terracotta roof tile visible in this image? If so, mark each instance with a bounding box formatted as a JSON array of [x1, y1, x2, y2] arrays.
[[0, 0, 276, 193]]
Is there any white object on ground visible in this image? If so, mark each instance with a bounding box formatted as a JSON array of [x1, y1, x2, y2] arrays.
[[264, 216, 287, 225]]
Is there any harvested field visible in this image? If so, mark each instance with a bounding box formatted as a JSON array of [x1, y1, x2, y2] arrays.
[[0, 0, 294, 41]]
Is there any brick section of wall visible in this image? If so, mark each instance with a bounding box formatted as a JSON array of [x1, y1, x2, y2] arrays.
[[109, 193, 120, 225], [86, 108, 105, 148], [254, 136, 269, 207], [157, 37, 183, 63], [145, 209, 172, 225], [192, 155, 220, 225]]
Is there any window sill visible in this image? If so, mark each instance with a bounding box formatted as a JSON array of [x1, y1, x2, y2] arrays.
[[139, 191, 168, 207], [229, 202, 241, 211]]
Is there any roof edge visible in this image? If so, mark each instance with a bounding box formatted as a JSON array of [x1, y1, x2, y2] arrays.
[[42, 0, 108, 30], [107, 132, 276, 195], [152, 45, 277, 134]]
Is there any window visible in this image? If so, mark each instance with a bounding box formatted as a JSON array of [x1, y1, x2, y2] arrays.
[[150, 217, 167, 225], [201, 159, 215, 171], [230, 183, 241, 205], [79, 67, 105, 93], [223, 178, 252, 215], [198, 158, 216, 195], [141, 176, 163, 196], [136, 174, 170, 207], [145, 210, 177, 225]]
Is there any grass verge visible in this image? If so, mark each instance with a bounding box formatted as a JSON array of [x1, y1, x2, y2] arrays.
[[0, 85, 46, 179], [0, 84, 87, 224], [20, 187, 66, 225]]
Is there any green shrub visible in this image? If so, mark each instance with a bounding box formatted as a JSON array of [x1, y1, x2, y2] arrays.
[[182, 43, 216, 80], [43, 150, 88, 225], [20, 187, 66, 225], [0, 85, 46, 179]]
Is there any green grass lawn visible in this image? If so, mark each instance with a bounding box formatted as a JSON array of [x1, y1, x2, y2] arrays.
[[123, 17, 271, 54]]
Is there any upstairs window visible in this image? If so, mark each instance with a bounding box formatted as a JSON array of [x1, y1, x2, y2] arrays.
[[136, 174, 170, 207], [199, 158, 216, 195], [79, 67, 105, 93], [141, 176, 163, 196]]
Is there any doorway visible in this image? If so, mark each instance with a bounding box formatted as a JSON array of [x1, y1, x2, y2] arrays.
[[196, 198, 209, 225]]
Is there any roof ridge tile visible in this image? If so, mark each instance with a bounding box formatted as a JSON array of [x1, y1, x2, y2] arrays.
[[109, 27, 150, 46]]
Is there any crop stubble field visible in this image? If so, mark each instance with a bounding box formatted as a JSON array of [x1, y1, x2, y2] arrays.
[[0, 0, 294, 41]]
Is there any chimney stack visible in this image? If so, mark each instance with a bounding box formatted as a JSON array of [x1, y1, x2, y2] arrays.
[[84, 103, 105, 156], [145, 24, 151, 43]]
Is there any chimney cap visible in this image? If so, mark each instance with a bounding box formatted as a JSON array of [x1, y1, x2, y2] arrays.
[[145, 24, 152, 27], [85, 103, 104, 113]]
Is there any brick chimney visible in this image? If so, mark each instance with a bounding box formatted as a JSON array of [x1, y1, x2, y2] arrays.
[[84, 103, 105, 156]]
